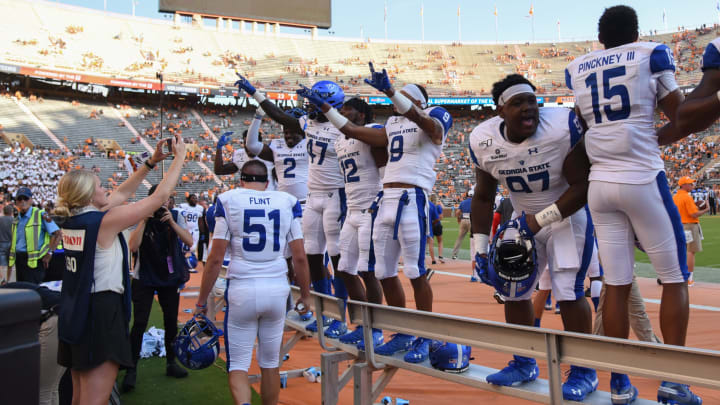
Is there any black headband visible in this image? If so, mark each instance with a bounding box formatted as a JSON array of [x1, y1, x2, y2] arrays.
[[240, 173, 268, 182]]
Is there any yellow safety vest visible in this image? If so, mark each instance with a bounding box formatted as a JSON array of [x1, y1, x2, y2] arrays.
[[9, 207, 51, 269]]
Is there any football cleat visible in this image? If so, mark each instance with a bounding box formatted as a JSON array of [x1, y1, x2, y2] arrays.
[[324, 320, 348, 338], [305, 315, 331, 333], [338, 326, 365, 344], [404, 337, 432, 363], [356, 328, 384, 351], [657, 381, 702, 404], [486, 356, 539, 387], [374, 334, 416, 356], [610, 373, 639, 404], [562, 366, 598, 401]]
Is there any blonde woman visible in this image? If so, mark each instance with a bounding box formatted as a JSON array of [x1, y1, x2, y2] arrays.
[[55, 135, 185, 405]]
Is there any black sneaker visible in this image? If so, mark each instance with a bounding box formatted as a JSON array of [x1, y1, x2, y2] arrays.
[[166, 361, 188, 378], [121, 368, 137, 392]]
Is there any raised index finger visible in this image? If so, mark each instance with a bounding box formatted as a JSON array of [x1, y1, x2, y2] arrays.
[[368, 61, 375, 73]]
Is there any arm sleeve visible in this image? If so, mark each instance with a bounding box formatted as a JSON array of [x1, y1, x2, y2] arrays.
[[429, 107, 453, 136], [212, 216, 231, 241], [245, 116, 264, 155], [568, 110, 584, 148]]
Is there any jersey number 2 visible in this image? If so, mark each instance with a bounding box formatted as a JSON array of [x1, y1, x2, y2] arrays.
[[243, 209, 281, 252], [283, 157, 296, 178], [585, 66, 631, 124]]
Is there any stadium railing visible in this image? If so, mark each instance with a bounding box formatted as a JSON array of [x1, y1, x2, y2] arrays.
[[287, 287, 720, 405]]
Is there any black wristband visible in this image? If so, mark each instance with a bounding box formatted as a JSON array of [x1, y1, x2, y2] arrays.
[[144, 160, 156, 170]]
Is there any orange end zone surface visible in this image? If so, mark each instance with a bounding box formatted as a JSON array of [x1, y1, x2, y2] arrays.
[[177, 260, 720, 404]]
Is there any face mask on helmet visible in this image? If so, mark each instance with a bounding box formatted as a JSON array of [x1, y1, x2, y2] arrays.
[[174, 314, 223, 370], [488, 220, 539, 299]]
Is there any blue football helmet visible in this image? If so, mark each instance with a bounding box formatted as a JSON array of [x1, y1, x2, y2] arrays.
[[488, 219, 539, 299], [311, 80, 344, 108], [185, 252, 198, 269], [285, 107, 307, 119], [429, 341, 472, 373], [175, 314, 223, 370]]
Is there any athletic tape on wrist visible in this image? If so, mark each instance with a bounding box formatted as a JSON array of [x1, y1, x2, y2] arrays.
[[390, 92, 413, 114], [325, 107, 349, 129], [535, 203, 562, 228], [474, 233, 489, 254], [252, 91, 267, 104]]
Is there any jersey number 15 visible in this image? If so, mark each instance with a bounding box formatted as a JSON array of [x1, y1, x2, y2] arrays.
[[585, 66, 631, 124]]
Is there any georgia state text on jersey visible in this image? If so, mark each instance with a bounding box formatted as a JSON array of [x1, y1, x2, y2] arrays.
[[335, 124, 384, 209], [468, 107, 583, 214], [565, 42, 676, 184], [299, 116, 344, 191], [269, 138, 309, 201], [232, 148, 277, 191], [703, 37, 720, 70], [382, 107, 452, 192], [213, 188, 303, 280]]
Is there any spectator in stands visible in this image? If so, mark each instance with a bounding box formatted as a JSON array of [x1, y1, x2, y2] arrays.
[[123, 184, 193, 392], [8, 187, 61, 284]]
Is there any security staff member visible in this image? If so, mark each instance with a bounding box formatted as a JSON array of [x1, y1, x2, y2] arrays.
[[8, 187, 61, 284]]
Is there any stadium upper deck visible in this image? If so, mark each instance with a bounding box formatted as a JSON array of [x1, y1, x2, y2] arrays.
[[1, 0, 715, 97]]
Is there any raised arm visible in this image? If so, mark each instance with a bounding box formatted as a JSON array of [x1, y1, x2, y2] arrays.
[[296, 85, 387, 147], [365, 62, 449, 145], [235, 73, 302, 133], [98, 135, 186, 247], [214, 131, 239, 175], [673, 70, 720, 140], [106, 139, 170, 209], [244, 107, 274, 161]]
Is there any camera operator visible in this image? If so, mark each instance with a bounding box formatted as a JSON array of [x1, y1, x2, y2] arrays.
[[122, 184, 193, 392]]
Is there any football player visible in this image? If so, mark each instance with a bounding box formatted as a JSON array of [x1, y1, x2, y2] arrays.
[[235, 74, 349, 337], [298, 94, 387, 347], [214, 129, 276, 191], [565, 6, 700, 404], [315, 62, 452, 363], [195, 160, 311, 405], [178, 194, 205, 257], [469, 74, 597, 401]]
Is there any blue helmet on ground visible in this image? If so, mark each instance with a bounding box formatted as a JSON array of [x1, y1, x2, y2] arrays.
[[311, 80, 344, 108], [285, 107, 307, 119], [185, 252, 198, 269], [175, 314, 223, 370], [429, 341, 472, 373], [488, 219, 539, 299]]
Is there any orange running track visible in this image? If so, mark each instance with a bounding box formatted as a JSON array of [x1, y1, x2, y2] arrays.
[[178, 259, 720, 404]]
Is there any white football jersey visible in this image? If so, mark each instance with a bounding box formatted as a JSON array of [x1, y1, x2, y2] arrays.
[[213, 188, 303, 280], [469, 108, 583, 214], [565, 42, 676, 184], [703, 37, 720, 70], [382, 107, 453, 192], [232, 148, 277, 191], [299, 116, 345, 191], [269, 138, 309, 201], [178, 203, 204, 232], [335, 124, 384, 210]]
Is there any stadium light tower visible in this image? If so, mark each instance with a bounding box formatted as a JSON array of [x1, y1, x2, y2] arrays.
[[131, 0, 138, 17]]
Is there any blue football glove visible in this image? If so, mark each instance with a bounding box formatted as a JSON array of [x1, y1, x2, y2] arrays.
[[516, 212, 536, 239], [474, 253, 492, 286], [296, 85, 326, 108], [217, 131, 233, 150], [234, 73, 256, 95], [364, 62, 392, 92]]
